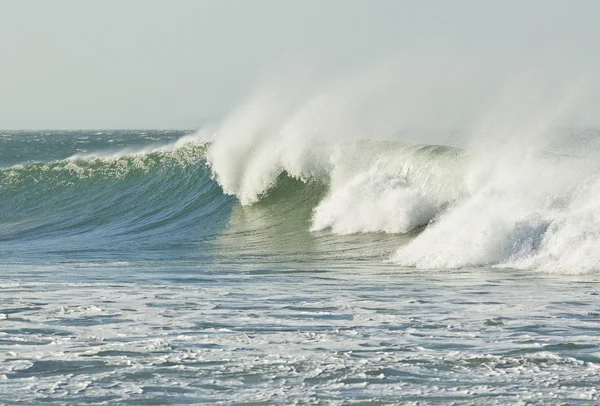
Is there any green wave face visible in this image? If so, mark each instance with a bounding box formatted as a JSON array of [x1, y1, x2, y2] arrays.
[[0, 139, 233, 260]]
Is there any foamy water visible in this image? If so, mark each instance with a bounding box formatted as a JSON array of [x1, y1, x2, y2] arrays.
[[2, 262, 600, 405]]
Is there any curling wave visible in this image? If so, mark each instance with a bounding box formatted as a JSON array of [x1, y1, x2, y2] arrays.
[[3, 132, 600, 273], [205, 126, 600, 274], [0, 141, 230, 245]]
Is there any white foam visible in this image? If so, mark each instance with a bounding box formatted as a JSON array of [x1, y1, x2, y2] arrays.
[[2, 272, 599, 404], [312, 158, 438, 234], [199, 62, 600, 273]]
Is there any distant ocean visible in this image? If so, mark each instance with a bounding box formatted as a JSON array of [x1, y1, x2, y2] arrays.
[[1, 129, 600, 405]]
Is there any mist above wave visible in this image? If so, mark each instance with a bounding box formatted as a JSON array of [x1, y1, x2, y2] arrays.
[[200, 59, 600, 273]]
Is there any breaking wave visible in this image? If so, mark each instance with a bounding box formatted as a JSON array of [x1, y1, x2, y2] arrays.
[[2, 130, 600, 274]]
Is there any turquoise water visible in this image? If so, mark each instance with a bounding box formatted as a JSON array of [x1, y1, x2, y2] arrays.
[[1, 130, 600, 405]]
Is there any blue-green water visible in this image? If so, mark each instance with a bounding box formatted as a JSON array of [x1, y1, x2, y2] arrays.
[[1, 130, 600, 405]]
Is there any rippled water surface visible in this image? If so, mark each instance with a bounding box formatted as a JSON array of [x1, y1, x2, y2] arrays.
[[2, 263, 600, 405]]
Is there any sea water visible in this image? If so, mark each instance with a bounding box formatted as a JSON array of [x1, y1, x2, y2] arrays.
[[1, 130, 600, 405]]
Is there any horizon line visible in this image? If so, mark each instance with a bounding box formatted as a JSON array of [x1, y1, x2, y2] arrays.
[[0, 128, 199, 132]]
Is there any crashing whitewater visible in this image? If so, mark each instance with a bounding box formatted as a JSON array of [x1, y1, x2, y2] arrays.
[[193, 70, 600, 274], [201, 127, 600, 274]]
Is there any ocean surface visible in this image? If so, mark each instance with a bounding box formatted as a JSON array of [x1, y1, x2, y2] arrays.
[[1, 129, 600, 405]]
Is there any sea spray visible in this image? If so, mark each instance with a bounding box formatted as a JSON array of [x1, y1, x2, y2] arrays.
[[200, 63, 600, 273]]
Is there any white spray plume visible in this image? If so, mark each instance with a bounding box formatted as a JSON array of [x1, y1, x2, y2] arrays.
[[198, 56, 600, 273]]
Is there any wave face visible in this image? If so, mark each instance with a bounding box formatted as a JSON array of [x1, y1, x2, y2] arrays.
[[3, 129, 600, 273], [0, 131, 233, 262]]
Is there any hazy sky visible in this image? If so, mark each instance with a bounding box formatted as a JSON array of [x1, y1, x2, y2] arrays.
[[1, 0, 599, 129]]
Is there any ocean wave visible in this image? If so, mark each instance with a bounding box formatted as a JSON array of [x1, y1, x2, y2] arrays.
[[3, 130, 600, 273], [204, 121, 600, 273], [0, 140, 229, 243]]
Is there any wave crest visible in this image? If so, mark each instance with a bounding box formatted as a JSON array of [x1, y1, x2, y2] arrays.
[[204, 117, 600, 273], [5, 128, 600, 273]]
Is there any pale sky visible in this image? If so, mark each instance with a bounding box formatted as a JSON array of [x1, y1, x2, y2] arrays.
[[0, 0, 599, 129]]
